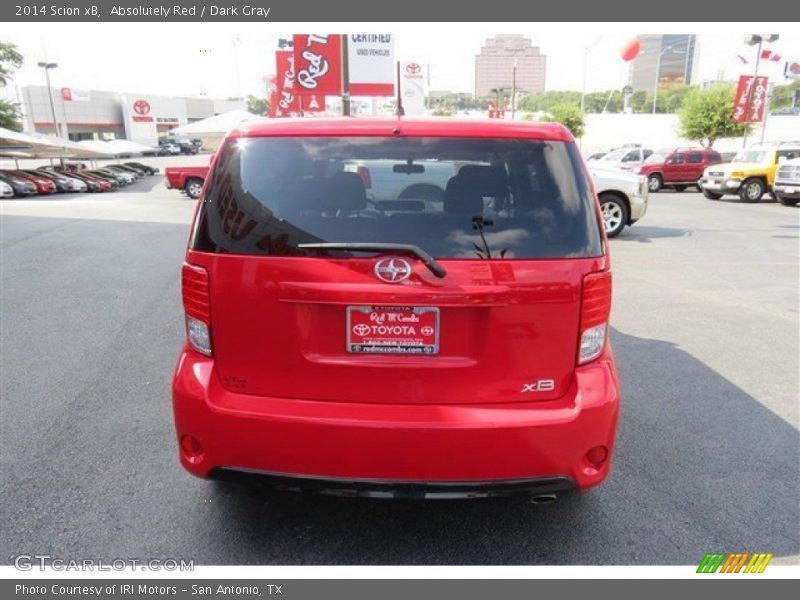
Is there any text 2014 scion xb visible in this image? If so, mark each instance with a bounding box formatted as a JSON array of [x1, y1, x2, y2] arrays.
[[172, 118, 620, 499]]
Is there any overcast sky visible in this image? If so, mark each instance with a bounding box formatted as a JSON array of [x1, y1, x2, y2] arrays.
[[1, 23, 797, 101]]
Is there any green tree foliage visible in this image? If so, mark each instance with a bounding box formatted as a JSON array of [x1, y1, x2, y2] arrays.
[[678, 84, 749, 147], [0, 41, 23, 130], [770, 80, 800, 111], [0, 100, 21, 130], [541, 103, 585, 138], [0, 41, 23, 87], [246, 94, 269, 116]]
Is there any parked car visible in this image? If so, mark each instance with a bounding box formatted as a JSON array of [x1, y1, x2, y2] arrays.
[[93, 168, 134, 185], [0, 180, 13, 198], [105, 165, 143, 179], [588, 146, 653, 172], [81, 170, 123, 188], [639, 147, 723, 192], [699, 142, 800, 202], [773, 157, 800, 207], [0, 172, 38, 196], [165, 165, 208, 199], [59, 171, 108, 192], [8, 170, 57, 195], [170, 138, 200, 155], [158, 140, 181, 155], [590, 166, 649, 237], [23, 169, 87, 193], [173, 118, 619, 499], [124, 161, 159, 175]]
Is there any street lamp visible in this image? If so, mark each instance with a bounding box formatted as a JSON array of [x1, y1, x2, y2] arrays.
[[37, 61, 61, 137], [652, 43, 684, 114], [511, 59, 518, 120]]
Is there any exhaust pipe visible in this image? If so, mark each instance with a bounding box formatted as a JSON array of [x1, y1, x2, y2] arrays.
[[530, 493, 557, 505]]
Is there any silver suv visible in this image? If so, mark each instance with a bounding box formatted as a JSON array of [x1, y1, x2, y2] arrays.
[[774, 157, 800, 207]]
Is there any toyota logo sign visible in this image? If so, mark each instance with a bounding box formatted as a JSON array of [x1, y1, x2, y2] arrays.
[[133, 100, 151, 115], [405, 63, 421, 75], [374, 257, 412, 283]]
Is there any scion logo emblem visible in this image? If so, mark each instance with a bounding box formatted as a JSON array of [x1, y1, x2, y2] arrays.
[[374, 257, 412, 283], [133, 100, 151, 115]]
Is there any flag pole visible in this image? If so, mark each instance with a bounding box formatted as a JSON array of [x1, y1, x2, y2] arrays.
[[342, 35, 351, 116]]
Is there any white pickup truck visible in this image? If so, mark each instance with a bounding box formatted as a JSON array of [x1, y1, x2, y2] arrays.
[[589, 166, 649, 237], [773, 157, 800, 207]]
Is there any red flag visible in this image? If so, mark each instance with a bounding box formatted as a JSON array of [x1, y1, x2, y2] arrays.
[[760, 49, 782, 62], [274, 50, 300, 117], [293, 35, 343, 96], [732, 75, 769, 124]]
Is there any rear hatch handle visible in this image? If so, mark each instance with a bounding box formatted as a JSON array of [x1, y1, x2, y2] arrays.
[[298, 243, 448, 279]]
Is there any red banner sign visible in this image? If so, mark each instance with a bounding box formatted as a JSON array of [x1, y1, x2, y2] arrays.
[[293, 34, 343, 96], [299, 93, 326, 113], [274, 50, 299, 117], [733, 75, 769, 124]]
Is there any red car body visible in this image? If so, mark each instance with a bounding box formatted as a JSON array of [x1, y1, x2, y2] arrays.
[[11, 170, 57, 194], [639, 147, 723, 191], [172, 118, 620, 498]]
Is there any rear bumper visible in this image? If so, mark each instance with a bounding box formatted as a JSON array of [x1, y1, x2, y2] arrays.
[[172, 347, 620, 492]]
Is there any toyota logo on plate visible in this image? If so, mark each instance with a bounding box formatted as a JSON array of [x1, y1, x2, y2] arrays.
[[133, 100, 151, 115], [406, 63, 421, 75], [374, 257, 412, 283]]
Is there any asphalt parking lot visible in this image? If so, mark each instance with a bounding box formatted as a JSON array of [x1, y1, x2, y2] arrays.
[[1, 167, 798, 566]]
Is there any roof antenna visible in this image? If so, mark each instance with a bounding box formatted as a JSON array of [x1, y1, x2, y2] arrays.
[[395, 61, 405, 118]]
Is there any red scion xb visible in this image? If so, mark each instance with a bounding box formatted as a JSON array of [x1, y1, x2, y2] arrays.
[[172, 118, 620, 500]]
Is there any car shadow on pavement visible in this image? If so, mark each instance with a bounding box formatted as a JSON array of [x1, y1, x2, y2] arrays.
[[614, 226, 691, 244], [116, 176, 167, 194], [203, 328, 799, 565]]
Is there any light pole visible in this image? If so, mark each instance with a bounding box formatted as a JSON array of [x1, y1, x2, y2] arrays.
[[742, 34, 779, 148], [511, 59, 517, 120], [37, 61, 60, 137], [652, 43, 683, 114]]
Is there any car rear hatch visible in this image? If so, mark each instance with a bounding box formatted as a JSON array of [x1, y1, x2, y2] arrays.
[[185, 133, 607, 405]]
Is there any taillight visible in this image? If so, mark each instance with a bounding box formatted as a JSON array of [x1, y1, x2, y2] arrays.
[[182, 263, 212, 356], [356, 166, 372, 189], [578, 271, 612, 364]]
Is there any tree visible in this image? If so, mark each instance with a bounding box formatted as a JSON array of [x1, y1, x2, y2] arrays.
[[0, 41, 23, 130], [678, 84, 749, 147], [246, 94, 269, 116], [542, 103, 585, 138], [0, 100, 21, 131], [0, 41, 23, 87]]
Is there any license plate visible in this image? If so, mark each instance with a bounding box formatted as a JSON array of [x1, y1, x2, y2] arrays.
[[347, 306, 439, 355]]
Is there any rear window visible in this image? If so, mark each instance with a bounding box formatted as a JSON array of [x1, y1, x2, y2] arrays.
[[191, 136, 603, 259]]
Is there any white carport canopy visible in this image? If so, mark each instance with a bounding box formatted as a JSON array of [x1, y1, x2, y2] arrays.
[[77, 139, 157, 156], [0, 127, 111, 159], [169, 110, 266, 136]]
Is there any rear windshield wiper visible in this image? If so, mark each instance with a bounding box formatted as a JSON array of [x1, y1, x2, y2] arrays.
[[298, 243, 447, 279]]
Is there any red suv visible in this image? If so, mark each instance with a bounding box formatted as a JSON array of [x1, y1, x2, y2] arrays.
[[639, 147, 723, 192], [172, 118, 620, 499]]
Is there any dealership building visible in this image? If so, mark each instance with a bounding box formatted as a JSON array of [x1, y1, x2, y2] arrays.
[[20, 85, 245, 145]]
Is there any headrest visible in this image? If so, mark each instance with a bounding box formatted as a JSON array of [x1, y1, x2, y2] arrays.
[[444, 175, 484, 215]]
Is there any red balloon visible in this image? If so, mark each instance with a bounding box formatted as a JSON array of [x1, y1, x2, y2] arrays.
[[620, 38, 641, 62]]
